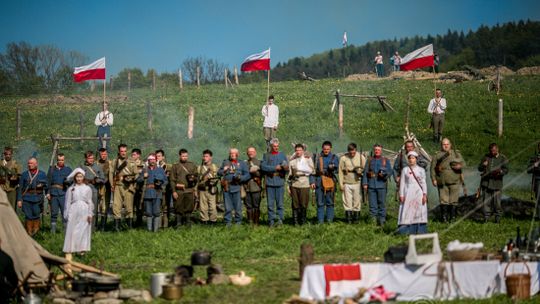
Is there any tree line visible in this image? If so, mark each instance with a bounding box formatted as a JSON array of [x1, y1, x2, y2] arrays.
[[271, 20, 540, 81]]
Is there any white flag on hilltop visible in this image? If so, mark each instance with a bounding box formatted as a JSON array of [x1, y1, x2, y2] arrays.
[[342, 31, 348, 47]]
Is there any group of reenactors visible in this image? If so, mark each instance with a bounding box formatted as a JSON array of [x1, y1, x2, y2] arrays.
[[3, 137, 539, 236]]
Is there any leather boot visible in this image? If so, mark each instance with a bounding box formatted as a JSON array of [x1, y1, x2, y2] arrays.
[[450, 206, 456, 222], [246, 210, 253, 224], [353, 211, 359, 224], [25, 220, 33, 235], [127, 218, 133, 229], [440, 205, 448, 223], [347, 211, 353, 224], [253, 209, 260, 226], [153, 216, 161, 232], [298, 208, 305, 225], [33, 220, 41, 236], [51, 222, 57, 234], [186, 214, 193, 227], [114, 219, 121, 232], [162, 213, 168, 228], [292, 209, 299, 226], [100, 216, 107, 232], [176, 214, 182, 227], [146, 217, 153, 231]]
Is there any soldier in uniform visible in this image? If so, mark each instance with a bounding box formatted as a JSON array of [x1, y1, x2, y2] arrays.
[[261, 139, 289, 226], [80, 151, 105, 228], [478, 143, 509, 223], [362, 144, 393, 226], [17, 157, 48, 236], [218, 148, 250, 226], [430, 138, 464, 222], [394, 140, 429, 202], [96, 148, 111, 231], [427, 89, 447, 143], [312, 141, 339, 224], [156, 149, 172, 228], [244, 147, 263, 225], [131, 148, 145, 227], [528, 142, 540, 220], [288, 144, 314, 225], [138, 153, 167, 232], [46, 153, 72, 233], [110, 144, 138, 231], [1, 147, 22, 210], [171, 149, 198, 227], [338, 143, 366, 224], [197, 149, 219, 225]]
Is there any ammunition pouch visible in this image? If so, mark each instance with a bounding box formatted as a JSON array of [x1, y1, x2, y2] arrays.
[[186, 174, 198, 188]]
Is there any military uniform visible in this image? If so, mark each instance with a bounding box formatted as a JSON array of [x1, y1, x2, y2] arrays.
[[132, 159, 145, 227], [17, 169, 48, 236], [338, 153, 366, 223], [97, 157, 112, 230], [0, 158, 22, 209], [288, 155, 314, 225], [362, 156, 393, 225], [218, 159, 250, 225], [81, 161, 105, 227], [430, 149, 464, 221], [261, 152, 289, 226], [313, 153, 339, 224], [528, 151, 540, 219], [170, 160, 198, 225], [138, 165, 168, 231], [109, 157, 138, 230], [46, 164, 72, 233], [197, 162, 219, 224], [478, 153, 509, 222], [244, 158, 263, 224], [158, 159, 173, 228]]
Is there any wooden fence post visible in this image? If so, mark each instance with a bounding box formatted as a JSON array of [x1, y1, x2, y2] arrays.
[[178, 69, 183, 90], [196, 66, 201, 88], [16, 105, 21, 139], [152, 71, 156, 91], [225, 68, 228, 88], [498, 99, 503, 137], [128, 71, 131, 93], [234, 66, 239, 85], [338, 103, 344, 137], [79, 112, 84, 146], [146, 100, 153, 132], [188, 107, 194, 139]]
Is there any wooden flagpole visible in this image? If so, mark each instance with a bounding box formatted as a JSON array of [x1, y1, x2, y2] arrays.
[[103, 79, 106, 111], [267, 69, 270, 100]]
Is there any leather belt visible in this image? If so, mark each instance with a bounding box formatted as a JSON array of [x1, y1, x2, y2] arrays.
[[146, 184, 155, 189], [52, 184, 64, 189]]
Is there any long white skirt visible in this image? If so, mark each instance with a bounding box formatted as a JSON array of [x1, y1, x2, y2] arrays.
[[63, 200, 92, 253]]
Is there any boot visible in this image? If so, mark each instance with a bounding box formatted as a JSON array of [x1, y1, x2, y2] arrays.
[[450, 206, 457, 222], [99, 216, 107, 232], [353, 211, 360, 224], [146, 217, 153, 231], [292, 209, 298, 226], [114, 219, 121, 232], [51, 222, 57, 234], [253, 209, 260, 226], [298, 208, 305, 225], [347, 211, 353, 224], [246, 210, 253, 224], [162, 213, 169, 228], [176, 214, 183, 227], [127, 218, 133, 229], [153, 216, 161, 232], [25, 220, 33, 235], [33, 220, 41, 236], [440, 205, 448, 223], [185, 215, 192, 227]]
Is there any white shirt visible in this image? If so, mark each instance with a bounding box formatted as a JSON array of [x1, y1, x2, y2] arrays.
[[427, 97, 447, 115], [392, 55, 402, 65], [374, 55, 383, 64], [262, 103, 279, 128], [94, 111, 113, 127]]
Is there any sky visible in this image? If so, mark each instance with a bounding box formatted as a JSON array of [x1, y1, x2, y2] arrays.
[[1, 0, 539, 77]]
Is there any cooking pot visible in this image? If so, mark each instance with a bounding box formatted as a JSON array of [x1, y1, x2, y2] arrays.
[[161, 284, 182, 300], [191, 251, 212, 266], [93, 276, 121, 292]]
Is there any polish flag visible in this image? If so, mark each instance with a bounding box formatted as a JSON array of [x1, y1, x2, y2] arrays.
[[323, 264, 362, 297], [241, 49, 270, 72], [342, 31, 348, 47], [73, 57, 106, 82], [399, 44, 434, 71]]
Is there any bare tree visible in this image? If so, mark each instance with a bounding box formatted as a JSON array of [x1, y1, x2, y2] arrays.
[[181, 56, 205, 84]]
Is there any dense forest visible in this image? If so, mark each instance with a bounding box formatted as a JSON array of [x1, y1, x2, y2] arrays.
[[0, 20, 539, 95]]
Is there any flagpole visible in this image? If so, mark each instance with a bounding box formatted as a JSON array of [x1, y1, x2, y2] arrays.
[[103, 79, 106, 111], [267, 69, 270, 100]]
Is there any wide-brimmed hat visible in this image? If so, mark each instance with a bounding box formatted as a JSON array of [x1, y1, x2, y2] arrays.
[[67, 167, 85, 182], [407, 151, 418, 158]]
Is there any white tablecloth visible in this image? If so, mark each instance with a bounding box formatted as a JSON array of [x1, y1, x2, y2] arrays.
[[300, 261, 539, 301]]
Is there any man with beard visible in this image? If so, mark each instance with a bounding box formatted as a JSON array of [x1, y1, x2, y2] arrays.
[[46, 153, 72, 233], [244, 146, 263, 225], [171, 149, 198, 227], [288, 144, 314, 225], [261, 139, 289, 226], [218, 148, 250, 226], [312, 141, 339, 224], [478, 143, 508, 223], [110, 144, 138, 231], [17, 157, 48, 236]]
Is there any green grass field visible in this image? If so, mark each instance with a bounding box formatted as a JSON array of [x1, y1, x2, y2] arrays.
[[2, 76, 540, 303]]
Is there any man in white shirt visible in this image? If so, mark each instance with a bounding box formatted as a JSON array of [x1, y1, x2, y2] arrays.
[[94, 105, 114, 152], [391, 51, 402, 71], [261, 95, 279, 150], [374, 51, 384, 77], [427, 89, 447, 142]]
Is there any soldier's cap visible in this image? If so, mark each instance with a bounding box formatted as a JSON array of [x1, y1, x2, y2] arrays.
[[407, 151, 418, 158]]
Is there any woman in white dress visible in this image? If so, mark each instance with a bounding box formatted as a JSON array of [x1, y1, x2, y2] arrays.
[[397, 151, 428, 234], [63, 168, 94, 254]]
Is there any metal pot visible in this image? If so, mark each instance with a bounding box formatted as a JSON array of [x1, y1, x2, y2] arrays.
[[191, 251, 212, 266], [161, 284, 182, 300], [150, 272, 171, 298], [93, 276, 121, 292]]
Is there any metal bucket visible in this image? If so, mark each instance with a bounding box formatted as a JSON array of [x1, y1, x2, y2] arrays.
[[150, 272, 171, 298]]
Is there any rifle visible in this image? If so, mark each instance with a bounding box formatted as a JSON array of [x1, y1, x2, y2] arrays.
[[139, 164, 148, 211]]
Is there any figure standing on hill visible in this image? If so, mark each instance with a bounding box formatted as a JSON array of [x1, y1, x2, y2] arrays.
[[17, 157, 48, 236], [313, 141, 339, 224], [94, 105, 113, 152], [197, 149, 219, 225], [218, 148, 250, 226], [63, 168, 93, 255], [478, 143, 508, 223], [46, 153, 72, 233], [1, 147, 22, 210], [288, 144, 314, 225], [244, 147, 263, 225], [391, 51, 402, 71], [262, 95, 279, 150], [427, 88, 447, 143], [96, 148, 111, 231], [430, 138, 464, 223], [171, 149, 198, 227], [397, 151, 428, 235], [374, 51, 384, 77], [362, 144, 393, 226], [110, 144, 138, 231], [528, 142, 540, 220], [261, 139, 289, 226], [338, 143, 365, 224]]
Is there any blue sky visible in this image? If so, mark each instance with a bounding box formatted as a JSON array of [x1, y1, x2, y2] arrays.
[[1, 0, 539, 77]]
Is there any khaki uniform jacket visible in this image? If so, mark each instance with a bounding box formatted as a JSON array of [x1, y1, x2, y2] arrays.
[[170, 161, 198, 193], [0, 159, 22, 192], [430, 150, 464, 185], [478, 153, 509, 190], [288, 156, 315, 188], [109, 157, 139, 191], [197, 163, 219, 191], [338, 153, 366, 187]]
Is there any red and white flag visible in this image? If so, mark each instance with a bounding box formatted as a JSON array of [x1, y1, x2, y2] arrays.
[[323, 264, 362, 297], [73, 57, 106, 82], [241, 49, 270, 72], [399, 44, 434, 71]]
